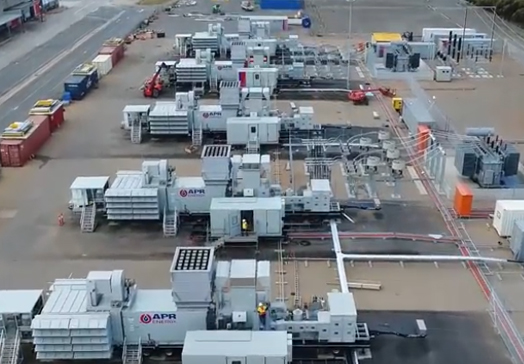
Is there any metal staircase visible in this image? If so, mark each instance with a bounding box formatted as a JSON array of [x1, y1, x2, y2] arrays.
[[0, 328, 21, 364], [130, 117, 142, 144], [247, 137, 260, 154], [122, 338, 142, 364], [192, 123, 202, 147], [209, 73, 218, 93], [80, 203, 96, 233], [163, 208, 178, 237]]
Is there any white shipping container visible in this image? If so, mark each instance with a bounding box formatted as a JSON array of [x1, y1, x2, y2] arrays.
[[421, 27, 476, 42], [92, 54, 113, 77], [493, 200, 524, 237], [226, 117, 280, 145]]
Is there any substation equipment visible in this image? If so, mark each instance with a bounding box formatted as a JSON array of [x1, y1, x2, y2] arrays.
[[0, 246, 427, 363], [68, 146, 343, 238], [454, 131, 521, 188], [365, 28, 496, 80]]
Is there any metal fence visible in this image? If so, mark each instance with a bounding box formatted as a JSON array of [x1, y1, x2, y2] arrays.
[[490, 291, 524, 364]]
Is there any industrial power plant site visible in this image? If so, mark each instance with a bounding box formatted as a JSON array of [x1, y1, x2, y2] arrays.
[[1, 0, 524, 364]]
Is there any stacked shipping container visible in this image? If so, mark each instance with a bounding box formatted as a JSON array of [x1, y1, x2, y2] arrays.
[[99, 38, 125, 67]]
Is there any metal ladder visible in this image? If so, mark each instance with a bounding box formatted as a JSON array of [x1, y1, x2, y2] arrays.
[[273, 150, 281, 185], [209, 74, 218, 93], [192, 123, 202, 147], [0, 328, 21, 364], [80, 203, 96, 233], [130, 117, 142, 144], [163, 208, 178, 237], [122, 338, 142, 364]]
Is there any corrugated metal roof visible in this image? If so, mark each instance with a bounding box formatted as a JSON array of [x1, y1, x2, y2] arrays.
[[32, 314, 110, 330], [70, 176, 110, 190], [149, 102, 179, 117], [183, 331, 288, 357], [105, 188, 158, 198], [0, 290, 43, 314], [230, 259, 257, 279], [210, 197, 283, 211], [42, 285, 87, 314], [109, 174, 143, 189]]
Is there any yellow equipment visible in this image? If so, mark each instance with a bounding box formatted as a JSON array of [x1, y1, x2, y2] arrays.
[[392, 97, 403, 113]]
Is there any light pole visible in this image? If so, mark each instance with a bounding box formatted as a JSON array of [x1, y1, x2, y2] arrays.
[[347, 0, 355, 90]]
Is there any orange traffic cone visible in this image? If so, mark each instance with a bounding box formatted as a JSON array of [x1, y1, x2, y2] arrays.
[[58, 213, 64, 226]]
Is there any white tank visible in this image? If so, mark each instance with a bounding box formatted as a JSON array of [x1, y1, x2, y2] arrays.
[[392, 159, 406, 172], [293, 308, 304, 321], [359, 137, 372, 147], [378, 130, 390, 141], [386, 148, 400, 159], [382, 139, 396, 151], [366, 156, 380, 168]]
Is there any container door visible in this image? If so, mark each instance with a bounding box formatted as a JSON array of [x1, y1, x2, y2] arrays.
[[249, 124, 258, 141], [8, 145, 21, 167], [229, 213, 241, 237], [266, 209, 281, 235], [254, 72, 261, 87]]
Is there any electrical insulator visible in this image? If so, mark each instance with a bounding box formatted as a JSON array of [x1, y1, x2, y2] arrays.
[[263, 56, 268, 63]]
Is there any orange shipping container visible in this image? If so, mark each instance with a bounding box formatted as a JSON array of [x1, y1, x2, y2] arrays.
[[454, 182, 473, 217]]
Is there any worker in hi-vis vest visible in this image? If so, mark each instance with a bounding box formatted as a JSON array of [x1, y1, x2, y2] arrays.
[[257, 302, 267, 328], [242, 218, 249, 236]]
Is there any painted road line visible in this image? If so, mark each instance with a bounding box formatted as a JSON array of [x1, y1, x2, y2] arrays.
[[0, 10, 125, 107], [406, 166, 428, 195]]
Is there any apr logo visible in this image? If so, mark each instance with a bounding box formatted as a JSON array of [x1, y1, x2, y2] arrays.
[[139, 313, 177, 324], [202, 112, 221, 118], [179, 189, 205, 197]]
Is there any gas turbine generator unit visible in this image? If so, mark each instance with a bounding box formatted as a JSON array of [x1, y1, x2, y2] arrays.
[[0, 246, 428, 363], [68, 146, 343, 240]]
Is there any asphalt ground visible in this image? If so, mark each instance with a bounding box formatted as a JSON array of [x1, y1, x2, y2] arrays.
[[0, 5, 154, 130]]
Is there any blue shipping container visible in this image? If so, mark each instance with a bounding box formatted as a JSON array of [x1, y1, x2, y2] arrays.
[[64, 75, 89, 100], [260, 0, 302, 10], [86, 69, 99, 89]]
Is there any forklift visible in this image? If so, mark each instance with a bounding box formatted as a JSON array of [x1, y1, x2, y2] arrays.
[[143, 62, 175, 98]]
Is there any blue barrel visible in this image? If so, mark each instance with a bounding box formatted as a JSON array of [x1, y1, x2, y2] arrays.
[[302, 16, 311, 28], [62, 92, 72, 105]]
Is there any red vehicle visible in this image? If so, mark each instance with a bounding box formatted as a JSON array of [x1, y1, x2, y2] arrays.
[[143, 63, 168, 98], [348, 86, 396, 105]]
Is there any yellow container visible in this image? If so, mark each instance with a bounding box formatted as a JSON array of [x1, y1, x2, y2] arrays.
[[371, 32, 402, 43]]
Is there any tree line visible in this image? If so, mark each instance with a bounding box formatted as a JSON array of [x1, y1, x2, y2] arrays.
[[468, 0, 524, 25]]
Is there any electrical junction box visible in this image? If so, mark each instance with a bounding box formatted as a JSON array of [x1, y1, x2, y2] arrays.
[[434, 66, 452, 82]]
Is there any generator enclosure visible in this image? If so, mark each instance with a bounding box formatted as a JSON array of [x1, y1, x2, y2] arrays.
[[226, 117, 280, 145], [493, 200, 524, 237], [210, 197, 284, 238]]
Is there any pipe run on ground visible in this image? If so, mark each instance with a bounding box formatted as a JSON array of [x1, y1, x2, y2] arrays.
[[328, 221, 517, 292]]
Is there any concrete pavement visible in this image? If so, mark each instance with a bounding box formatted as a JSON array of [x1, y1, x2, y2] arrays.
[[0, 6, 153, 129]]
